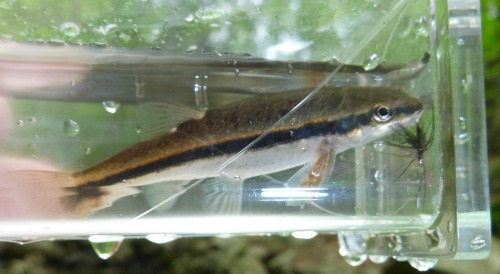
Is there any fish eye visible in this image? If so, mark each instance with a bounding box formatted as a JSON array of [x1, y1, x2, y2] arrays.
[[373, 105, 394, 122]]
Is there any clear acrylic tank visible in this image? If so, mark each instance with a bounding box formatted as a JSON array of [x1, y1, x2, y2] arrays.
[[0, 0, 490, 268]]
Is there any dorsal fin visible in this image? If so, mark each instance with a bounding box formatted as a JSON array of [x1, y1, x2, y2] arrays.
[[136, 102, 205, 140]]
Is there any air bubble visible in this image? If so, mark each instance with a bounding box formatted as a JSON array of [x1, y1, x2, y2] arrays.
[[194, 75, 209, 110], [17, 120, 24, 127], [102, 100, 121, 114], [84, 147, 92, 155], [457, 38, 465, 46], [374, 169, 384, 183], [362, 54, 381, 71], [408, 258, 438, 271], [234, 69, 240, 75], [63, 119, 80, 136], [60, 22, 80, 38], [459, 117, 466, 130], [288, 63, 294, 74], [469, 235, 486, 250], [457, 132, 470, 143]]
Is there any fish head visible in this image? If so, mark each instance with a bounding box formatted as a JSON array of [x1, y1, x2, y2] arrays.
[[335, 88, 424, 148]]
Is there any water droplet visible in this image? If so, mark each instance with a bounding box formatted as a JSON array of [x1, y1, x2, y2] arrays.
[[341, 254, 368, 267], [146, 234, 178, 244], [88, 235, 124, 260], [457, 38, 465, 46], [368, 255, 389, 264], [291, 231, 318, 239], [362, 53, 381, 71], [102, 100, 121, 114], [17, 120, 24, 127], [289, 130, 295, 138], [288, 63, 294, 74], [28, 117, 37, 124], [392, 256, 408, 262], [470, 235, 486, 250], [408, 258, 438, 271], [234, 68, 240, 75], [184, 14, 195, 22], [84, 147, 92, 155], [70, 80, 75, 87], [135, 126, 142, 134], [60, 22, 80, 38], [63, 119, 80, 136]]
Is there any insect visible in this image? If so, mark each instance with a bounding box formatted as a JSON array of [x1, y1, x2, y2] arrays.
[[388, 115, 434, 208], [7, 86, 423, 218]]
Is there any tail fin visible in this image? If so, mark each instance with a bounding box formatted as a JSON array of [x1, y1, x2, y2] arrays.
[[1, 170, 138, 219]]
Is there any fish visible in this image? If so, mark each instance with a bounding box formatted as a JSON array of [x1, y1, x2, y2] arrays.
[[6, 86, 423, 218]]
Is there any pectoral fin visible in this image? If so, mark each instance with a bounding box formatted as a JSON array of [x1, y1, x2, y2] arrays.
[[286, 144, 336, 188]]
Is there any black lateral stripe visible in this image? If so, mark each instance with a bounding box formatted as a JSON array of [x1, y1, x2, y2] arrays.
[[87, 112, 372, 187]]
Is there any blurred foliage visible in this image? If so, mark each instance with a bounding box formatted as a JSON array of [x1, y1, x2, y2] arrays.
[[483, 0, 500, 221], [483, 0, 500, 153]]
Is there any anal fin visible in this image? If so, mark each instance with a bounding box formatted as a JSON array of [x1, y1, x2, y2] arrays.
[[199, 176, 243, 215]]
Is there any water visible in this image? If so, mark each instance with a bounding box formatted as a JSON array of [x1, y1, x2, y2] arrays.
[[0, 50, 438, 239], [0, 0, 467, 265]]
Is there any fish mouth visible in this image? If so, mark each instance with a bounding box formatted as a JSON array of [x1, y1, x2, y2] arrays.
[[396, 109, 424, 128]]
